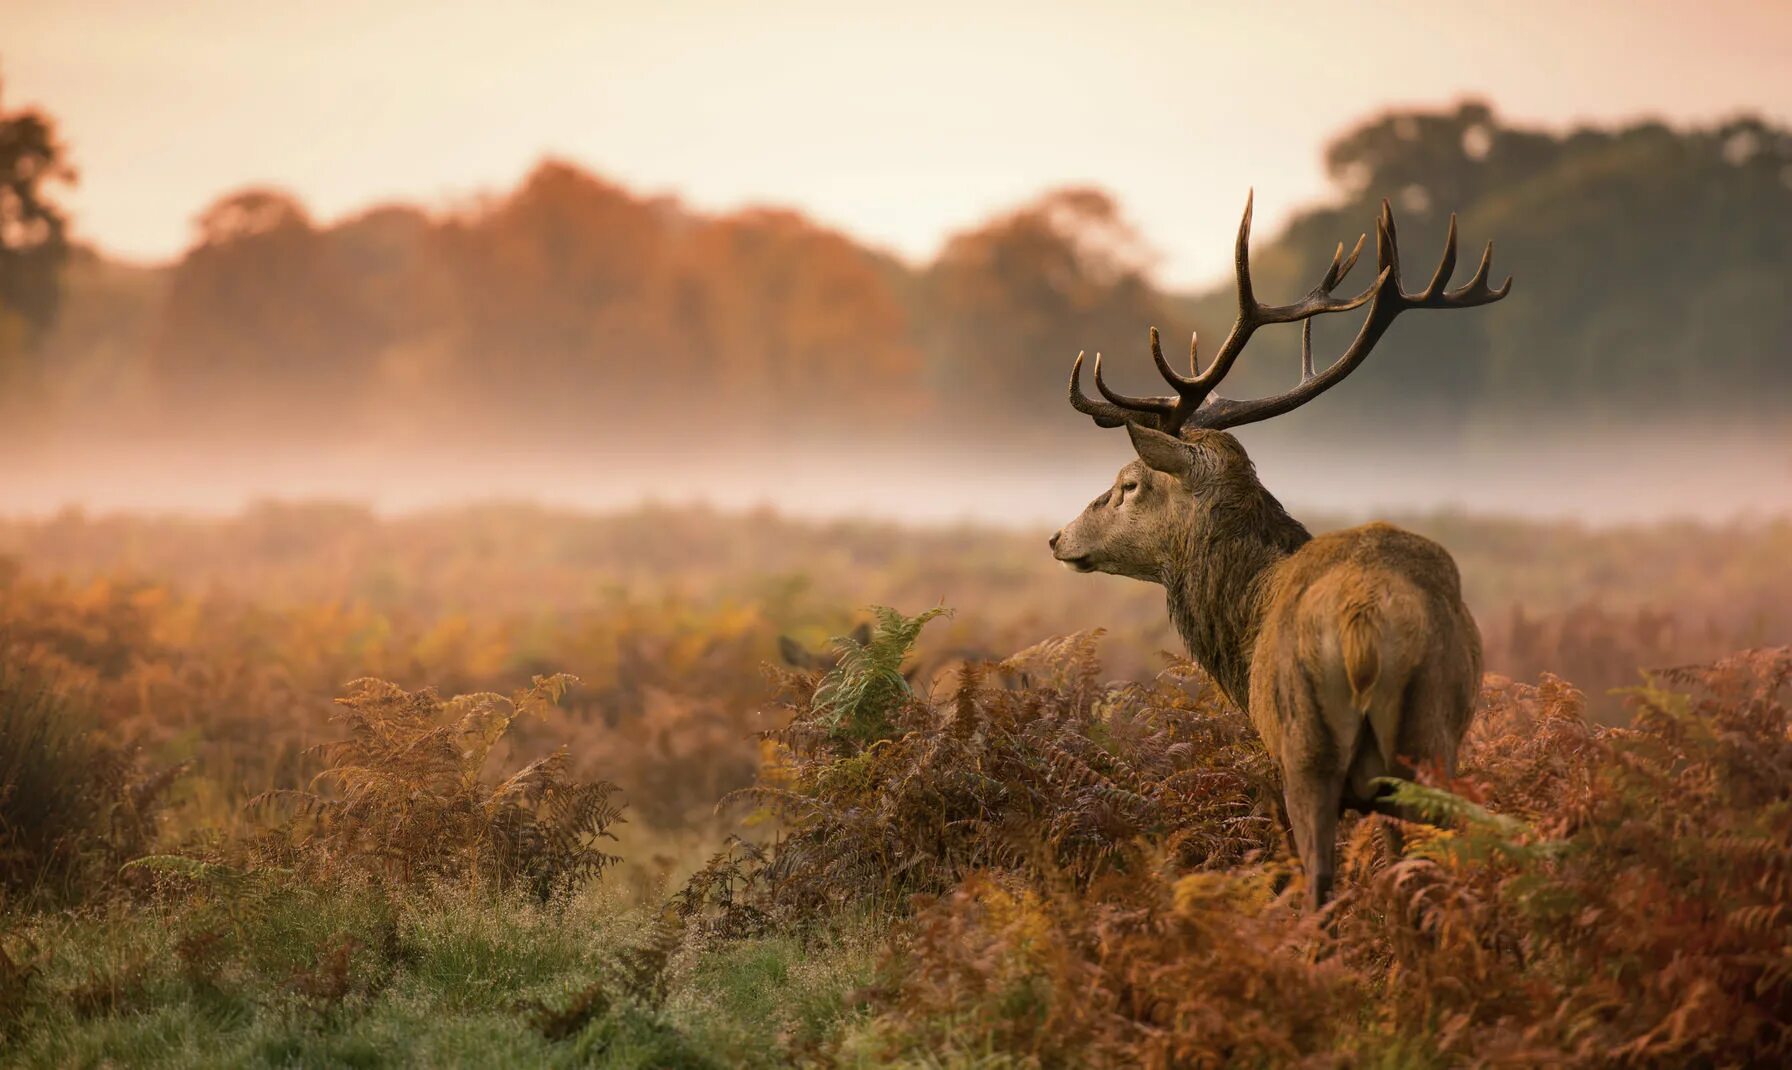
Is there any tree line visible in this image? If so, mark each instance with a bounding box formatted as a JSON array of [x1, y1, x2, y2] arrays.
[[5, 89, 1790, 447]]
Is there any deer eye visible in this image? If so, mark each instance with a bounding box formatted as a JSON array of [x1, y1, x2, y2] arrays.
[[1120, 479, 1140, 494]]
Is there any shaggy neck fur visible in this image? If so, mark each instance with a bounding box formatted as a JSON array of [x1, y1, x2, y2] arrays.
[[1162, 450, 1312, 709]]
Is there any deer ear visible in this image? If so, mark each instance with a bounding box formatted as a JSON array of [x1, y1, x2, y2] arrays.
[[777, 635, 806, 666], [1126, 422, 1197, 478], [849, 622, 872, 646]]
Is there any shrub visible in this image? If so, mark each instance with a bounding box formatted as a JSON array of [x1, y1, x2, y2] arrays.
[[1334, 647, 1792, 1065], [0, 656, 176, 902], [252, 674, 625, 897], [730, 608, 1281, 921], [864, 865, 1353, 1069], [819, 641, 1792, 1067]]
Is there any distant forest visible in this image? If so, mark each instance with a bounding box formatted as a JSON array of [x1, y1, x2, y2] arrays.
[[4, 95, 1790, 449]]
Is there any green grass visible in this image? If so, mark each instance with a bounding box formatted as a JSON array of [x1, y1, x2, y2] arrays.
[[661, 922, 882, 1064], [1, 880, 881, 1068]]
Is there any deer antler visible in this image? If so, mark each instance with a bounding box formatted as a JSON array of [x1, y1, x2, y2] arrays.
[[1068, 193, 1511, 435]]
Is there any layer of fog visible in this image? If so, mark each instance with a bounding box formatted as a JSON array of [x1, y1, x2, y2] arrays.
[[4, 427, 1788, 528]]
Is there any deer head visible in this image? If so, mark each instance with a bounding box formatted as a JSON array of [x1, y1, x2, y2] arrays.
[[1050, 193, 1511, 580]]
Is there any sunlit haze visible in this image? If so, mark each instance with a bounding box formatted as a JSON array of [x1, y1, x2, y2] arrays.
[[3, 1, 1791, 523], [10, 0, 1792, 287], [4, 10, 1792, 1056]]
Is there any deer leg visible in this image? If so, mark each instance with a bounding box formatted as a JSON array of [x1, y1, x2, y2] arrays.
[[1284, 762, 1346, 912], [1343, 718, 1415, 860], [1360, 663, 1467, 833]]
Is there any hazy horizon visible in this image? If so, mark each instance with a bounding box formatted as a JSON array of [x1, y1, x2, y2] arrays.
[[7, 425, 1787, 528], [7, 5, 1791, 528], [10, 0, 1792, 288]]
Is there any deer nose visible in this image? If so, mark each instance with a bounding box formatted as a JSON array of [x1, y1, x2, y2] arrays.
[[1048, 531, 1062, 551]]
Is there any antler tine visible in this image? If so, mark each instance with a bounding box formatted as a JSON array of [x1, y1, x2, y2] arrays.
[[1149, 326, 1199, 388], [1067, 351, 1132, 428], [1322, 234, 1367, 292], [1179, 193, 1263, 398], [1382, 203, 1516, 308], [1403, 209, 1510, 307], [1233, 189, 1257, 313], [1217, 203, 1375, 372], [1092, 351, 1176, 415], [1068, 351, 1172, 429], [1191, 263, 1395, 431], [1376, 199, 1402, 289], [1420, 214, 1460, 300], [1446, 239, 1513, 303], [1192, 190, 1376, 396]]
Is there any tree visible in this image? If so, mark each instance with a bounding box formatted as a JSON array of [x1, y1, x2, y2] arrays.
[[659, 208, 926, 436], [430, 162, 925, 440], [0, 79, 75, 389], [429, 161, 678, 435], [921, 188, 1167, 437], [1175, 102, 1792, 435], [153, 188, 396, 431]]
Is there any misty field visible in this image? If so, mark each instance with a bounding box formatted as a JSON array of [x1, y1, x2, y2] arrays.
[[8, 6, 1792, 1066], [0, 503, 1788, 1068]]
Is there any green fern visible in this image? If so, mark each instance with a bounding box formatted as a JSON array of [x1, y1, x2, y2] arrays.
[[812, 605, 949, 745], [1373, 778, 1523, 836], [1370, 777, 1562, 869]]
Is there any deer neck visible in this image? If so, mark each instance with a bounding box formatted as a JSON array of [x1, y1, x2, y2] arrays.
[[1163, 479, 1311, 709]]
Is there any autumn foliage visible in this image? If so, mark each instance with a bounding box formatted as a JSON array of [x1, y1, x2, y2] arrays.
[[13, 102, 1792, 454], [1, 511, 1788, 1065], [249, 674, 624, 896], [763, 619, 1792, 1067]]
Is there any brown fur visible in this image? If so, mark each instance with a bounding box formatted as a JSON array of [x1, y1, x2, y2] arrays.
[[1339, 601, 1379, 714], [1053, 427, 1482, 910]]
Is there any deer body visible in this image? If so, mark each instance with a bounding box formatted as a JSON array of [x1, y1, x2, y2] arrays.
[[1049, 194, 1507, 909], [1249, 523, 1481, 780], [1250, 523, 1480, 903]]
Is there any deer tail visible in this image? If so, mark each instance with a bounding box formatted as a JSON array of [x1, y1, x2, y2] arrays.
[[1340, 601, 1381, 715]]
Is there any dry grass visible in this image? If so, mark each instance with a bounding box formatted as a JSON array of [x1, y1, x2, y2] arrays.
[[0, 505, 1787, 1065], [248, 674, 624, 897]]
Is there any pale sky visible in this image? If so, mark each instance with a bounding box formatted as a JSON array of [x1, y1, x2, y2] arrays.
[[7, 0, 1791, 287]]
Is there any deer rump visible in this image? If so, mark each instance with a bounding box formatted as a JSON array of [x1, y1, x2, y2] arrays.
[[1250, 523, 1482, 810]]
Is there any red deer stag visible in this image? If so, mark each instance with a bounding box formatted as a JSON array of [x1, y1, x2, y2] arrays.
[[1049, 195, 1510, 909]]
